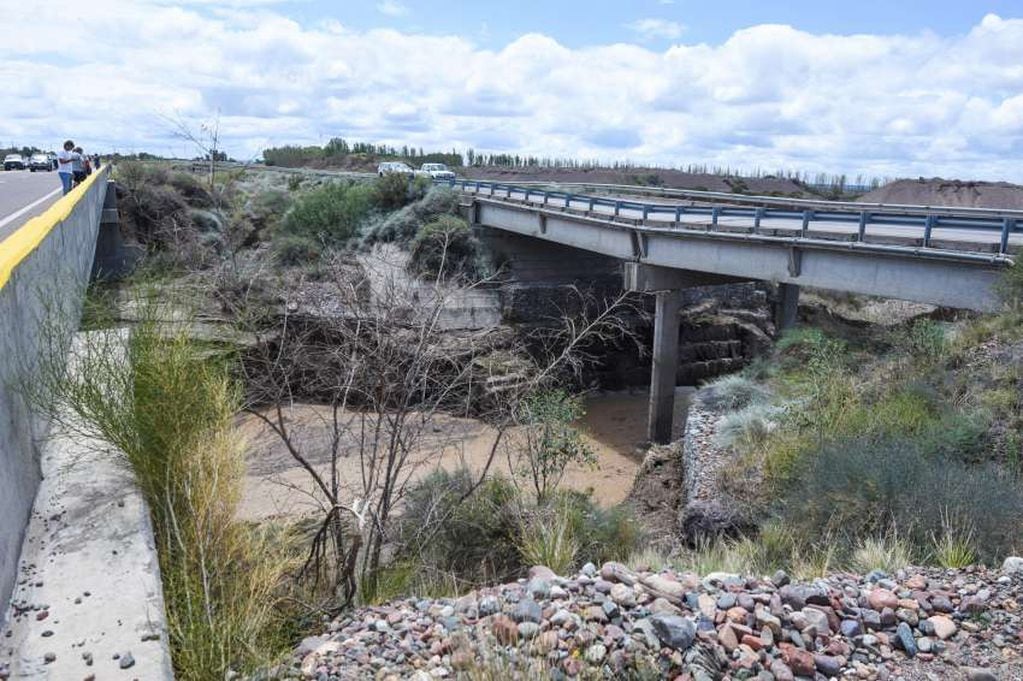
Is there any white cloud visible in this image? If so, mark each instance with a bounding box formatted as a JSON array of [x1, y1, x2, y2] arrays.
[[376, 0, 408, 17], [626, 18, 686, 41], [3, 4, 1023, 181]]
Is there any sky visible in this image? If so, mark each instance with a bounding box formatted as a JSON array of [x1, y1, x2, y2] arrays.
[[2, 0, 1023, 181]]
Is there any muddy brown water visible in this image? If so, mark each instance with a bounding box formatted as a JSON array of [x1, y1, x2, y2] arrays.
[[238, 389, 686, 521]]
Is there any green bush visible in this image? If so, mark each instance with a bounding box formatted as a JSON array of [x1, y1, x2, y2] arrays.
[[279, 181, 374, 244], [396, 468, 521, 585], [373, 172, 413, 211], [776, 436, 1023, 563], [362, 187, 460, 244], [272, 234, 323, 267], [407, 215, 482, 280]]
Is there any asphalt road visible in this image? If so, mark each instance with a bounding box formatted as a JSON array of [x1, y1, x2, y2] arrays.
[[0, 169, 64, 241]]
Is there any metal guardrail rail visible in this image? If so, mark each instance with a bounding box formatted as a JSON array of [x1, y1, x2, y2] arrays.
[[439, 177, 1023, 256]]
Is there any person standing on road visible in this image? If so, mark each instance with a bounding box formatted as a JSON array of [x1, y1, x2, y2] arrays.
[[71, 147, 87, 187], [56, 140, 75, 195]]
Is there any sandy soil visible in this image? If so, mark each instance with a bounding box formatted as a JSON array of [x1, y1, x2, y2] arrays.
[[238, 390, 661, 521]]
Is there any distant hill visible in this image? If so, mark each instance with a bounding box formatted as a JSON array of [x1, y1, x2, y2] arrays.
[[859, 178, 1023, 209]]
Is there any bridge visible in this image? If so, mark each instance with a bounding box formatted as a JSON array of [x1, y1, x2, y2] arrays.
[[442, 178, 1018, 443]]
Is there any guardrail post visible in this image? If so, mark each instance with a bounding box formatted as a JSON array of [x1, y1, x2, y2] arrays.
[[1002, 219, 1015, 255], [857, 212, 869, 241], [506, 185, 513, 198], [923, 215, 935, 248], [489, 183, 495, 197], [675, 206, 683, 225], [801, 210, 812, 236], [754, 207, 764, 232], [711, 206, 720, 227], [564, 193, 572, 208], [642, 205, 650, 221], [588, 197, 595, 211], [614, 201, 622, 217], [474, 181, 480, 193], [542, 191, 549, 206], [524, 188, 531, 201]]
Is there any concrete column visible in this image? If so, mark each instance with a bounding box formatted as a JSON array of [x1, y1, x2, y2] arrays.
[[775, 283, 800, 331], [648, 290, 682, 444]]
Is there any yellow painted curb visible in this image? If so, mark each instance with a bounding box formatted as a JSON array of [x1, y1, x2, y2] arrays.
[[0, 166, 110, 291]]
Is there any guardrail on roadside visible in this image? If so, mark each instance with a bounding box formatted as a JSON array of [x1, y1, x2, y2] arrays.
[[439, 177, 1023, 255]]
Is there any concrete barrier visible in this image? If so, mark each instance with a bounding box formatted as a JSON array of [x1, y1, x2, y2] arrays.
[[0, 167, 109, 613]]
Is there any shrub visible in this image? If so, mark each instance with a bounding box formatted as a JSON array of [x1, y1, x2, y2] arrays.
[[279, 181, 374, 244], [37, 302, 291, 679], [396, 468, 521, 585], [373, 172, 413, 211], [407, 215, 482, 281], [850, 533, 914, 574], [714, 403, 782, 451], [701, 374, 770, 412], [272, 234, 323, 267], [894, 319, 948, 361], [776, 436, 1023, 563], [516, 501, 580, 575], [510, 390, 596, 502], [556, 490, 641, 566], [362, 187, 460, 245]]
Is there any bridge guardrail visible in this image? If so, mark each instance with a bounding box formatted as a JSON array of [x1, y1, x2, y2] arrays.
[[438, 177, 1022, 255]]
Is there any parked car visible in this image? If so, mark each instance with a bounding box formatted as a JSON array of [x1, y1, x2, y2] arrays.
[[417, 163, 456, 181], [3, 154, 25, 171], [28, 154, 52, 172], [377, 161, 415, 177]]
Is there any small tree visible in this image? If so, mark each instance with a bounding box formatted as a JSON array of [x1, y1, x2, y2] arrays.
[[512, 390, 596, 503]]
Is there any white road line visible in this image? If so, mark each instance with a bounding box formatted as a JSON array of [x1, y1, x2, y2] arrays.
[[0, 187, 62, 232]]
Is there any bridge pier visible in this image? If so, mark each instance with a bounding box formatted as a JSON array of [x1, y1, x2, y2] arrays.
[[90, 182, 141, 281], [648, 289, 683, 444], [774, 283, 800, 331], [625, 263, 746, 444]]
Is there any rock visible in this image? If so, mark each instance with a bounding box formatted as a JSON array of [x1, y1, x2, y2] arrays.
[[584, 643, 607, 664], [118, 652, 135, 669], [895, 622, 917, 658], [772, 570, 791, 587], [526, 577, 550, 600], [770, 659, 795, 681], [610, 583, 636, 607], [528, 565, 557, 581], [867, 588, 898, 611], [479, 596, 500, 617], [632, 618, 660, 650], [840, 619, 862, 638], [716, 593, 736, 610], [513, 599, 542, 624], [533, 630, 559, 653], [779, 584, 827, 610], [650, 615, 696, 651], [814, 654, 842, 677], [1002, 556, 1023, 574], [649, 597, 681, 616], [928, 615, 957, 641], [697, 593, 717, 619], [780, 644, 815, 677], [517, 622, 539, 640], [965, 669, 999, 681], [718, 624, 739, 653], [581, 562, 596, 577], [642, 574, 686, 601], [801, 607, 831, 636]]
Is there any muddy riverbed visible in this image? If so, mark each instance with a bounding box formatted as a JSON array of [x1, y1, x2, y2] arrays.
[[238, 389, 688, 520]]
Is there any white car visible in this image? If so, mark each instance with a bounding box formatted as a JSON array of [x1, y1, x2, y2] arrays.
[[417, 163, 456, 181], [377, 161, 415, 177], [3, 154, 25, 171]]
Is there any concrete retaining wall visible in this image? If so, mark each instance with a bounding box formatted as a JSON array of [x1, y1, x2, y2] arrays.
[[0, 168, 109, 614]]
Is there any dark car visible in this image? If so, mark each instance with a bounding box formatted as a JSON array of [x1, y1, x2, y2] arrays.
[[3, 154, 25, 171], [28, 154, 52, 172]]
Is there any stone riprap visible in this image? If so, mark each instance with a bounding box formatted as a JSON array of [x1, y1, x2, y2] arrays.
[[275, 560, 1023, 681]]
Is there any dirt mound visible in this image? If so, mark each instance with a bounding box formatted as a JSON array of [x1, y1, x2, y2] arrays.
[[859, 178, 1023, 209]]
